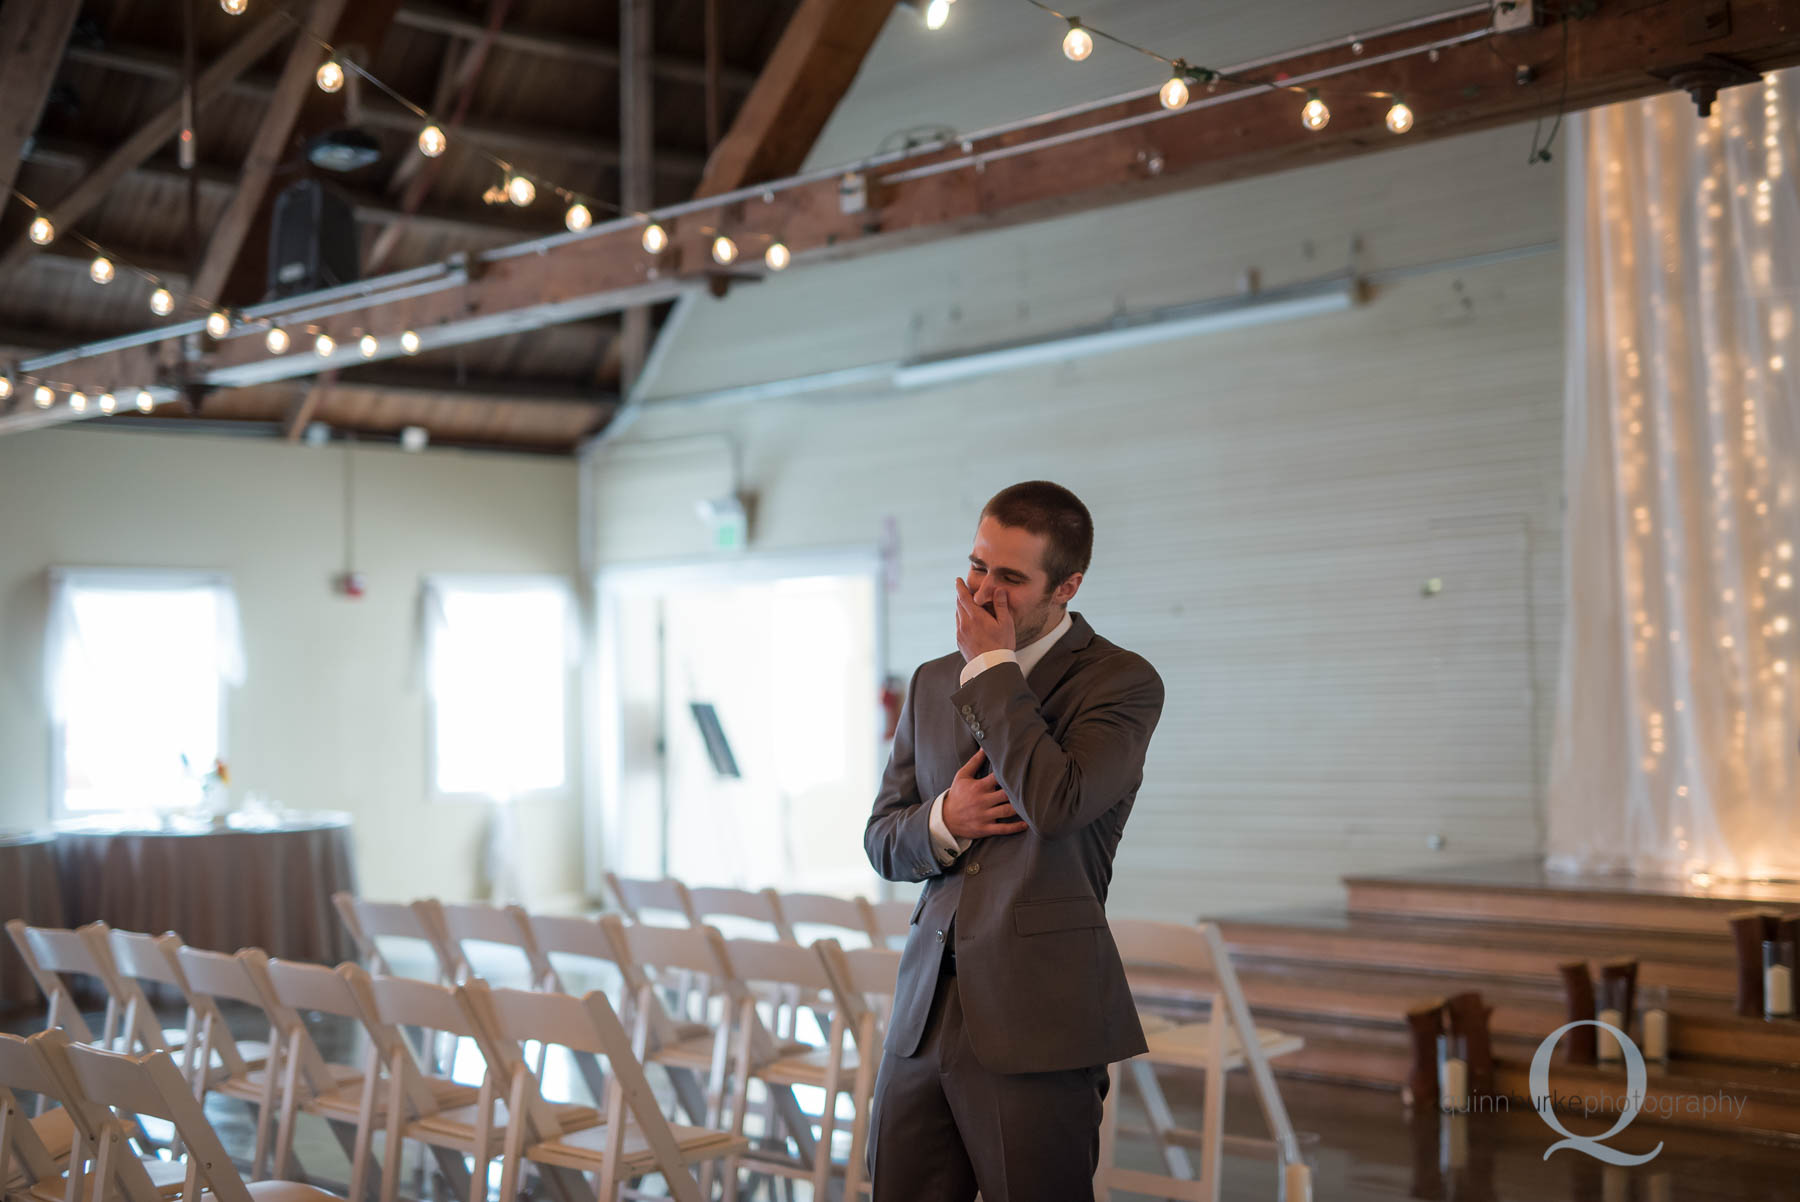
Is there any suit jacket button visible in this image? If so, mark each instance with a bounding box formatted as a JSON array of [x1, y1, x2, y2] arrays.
[[961, 704, 974, 715], [935, 929, 945, 943], [967, 862, 980, 875]]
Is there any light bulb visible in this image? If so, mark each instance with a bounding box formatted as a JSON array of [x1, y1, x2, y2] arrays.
[[0, 378, 10, 401], [316, 60, 345, 93], [69, 391, 87, 412], [418, 124, 447, 158], [400, 330, 421, 354], [765, 241, 791, 271], [564, 202, 592, 232], [221, 0, 247, 13], [1160, 73, 1190, 110], [89, 256, 115, 284], [1302, 93, 1330, 131], [149, 287, 174, 316], [34, 386, 53, 408], [925, 0, 950, 30], [1063, 21, 1093, 62], [359, 334, 379, 358], [28, 216, 54, 245], [712, 234, 738, 265], [136, 389, 154, 413], [265, 327, 290, 353], [506, 174, 536, 206], [206, 310, 231, 339], [1386, 99, 1414, 134], [99, 392, 116, 414], [314, 333, 335, 356], [641, 221, 668, 253]]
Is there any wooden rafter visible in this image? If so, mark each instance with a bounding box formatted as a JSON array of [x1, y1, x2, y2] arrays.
[[189, 0, 352, 303], [0, 0, 83, 225], [21, 0, 1800, 428], [0, 12, 294, 283], [616, 0, 655, 392]]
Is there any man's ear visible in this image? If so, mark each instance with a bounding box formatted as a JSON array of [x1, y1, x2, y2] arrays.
[[1052, 572, 1083, 607]]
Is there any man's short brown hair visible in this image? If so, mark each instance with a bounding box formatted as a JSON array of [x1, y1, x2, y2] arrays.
[[981, 481, 1094, 587]]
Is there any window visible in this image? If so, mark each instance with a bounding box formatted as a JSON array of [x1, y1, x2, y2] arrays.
[[47, 569, 244, 815], [424, 576, 574, 800]]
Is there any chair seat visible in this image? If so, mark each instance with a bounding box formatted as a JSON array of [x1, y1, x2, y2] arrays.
[[308, 1071, 473, 1122], [17, 1154, 189, 1200], [30, 1106, 76, 1161], [1135, 1020, 1304, 1071], [755, 1044, 861, 1090], [652, 1033, 807, 1073], [408, 1098, 601, 1149], [525, 1119, 750, 1176], [225, 1061, 362, 1105]]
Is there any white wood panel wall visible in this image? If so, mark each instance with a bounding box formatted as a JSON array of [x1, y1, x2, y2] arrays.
[[588, 123, 1566, 919]]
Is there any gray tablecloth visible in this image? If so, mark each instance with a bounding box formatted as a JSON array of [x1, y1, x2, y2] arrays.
[[50, 814, 359, 966], [1, 833, 67, 1009]]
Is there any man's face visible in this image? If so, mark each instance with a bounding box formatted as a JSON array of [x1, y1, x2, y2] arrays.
[[966, 515, 1079, 646]]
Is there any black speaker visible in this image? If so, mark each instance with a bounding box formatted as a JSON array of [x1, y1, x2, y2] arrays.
[[267, 180, 359, 298]]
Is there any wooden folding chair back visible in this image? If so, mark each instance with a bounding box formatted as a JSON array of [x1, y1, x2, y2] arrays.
[[813, 941, 901, 1199], [775, 893, 874, 948], [863, 900, 915, 948], [602, 875, 696, 927], [104, 929, 221, 1073], [525, 914, 631, 999], [331, 895, 459, 982], [685, 888, 794, 942], [0, 1034, 66, 1195], [606, 917, 730, 1032], [438, 903, 554, 991], [4, 921, 114, 1045]]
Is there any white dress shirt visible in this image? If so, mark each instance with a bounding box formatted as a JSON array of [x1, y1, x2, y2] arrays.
[[927, 610, 1074, 864]]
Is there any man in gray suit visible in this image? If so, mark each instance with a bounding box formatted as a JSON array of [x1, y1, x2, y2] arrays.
[[864, 480, 1165, 1200]]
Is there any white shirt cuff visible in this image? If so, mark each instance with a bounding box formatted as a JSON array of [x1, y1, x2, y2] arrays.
[[927, 789, 970, 864], [959, 648, 1018, 687]]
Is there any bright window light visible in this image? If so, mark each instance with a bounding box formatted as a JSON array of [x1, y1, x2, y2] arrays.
[[426, 578, 572, 799], [48, 571, 242, 815]]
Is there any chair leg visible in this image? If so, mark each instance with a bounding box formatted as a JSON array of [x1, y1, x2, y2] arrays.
[[1127, 1059, 1193, 1180], [1201, 1019, 1227, 1202]]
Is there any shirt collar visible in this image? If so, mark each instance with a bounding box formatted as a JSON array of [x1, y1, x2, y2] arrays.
[[1015, 610, 1073, 681]]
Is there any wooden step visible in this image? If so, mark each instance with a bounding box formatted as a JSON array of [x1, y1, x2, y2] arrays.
[[1344, 860, 1800, 935], [1215, 914, 1738, 999]]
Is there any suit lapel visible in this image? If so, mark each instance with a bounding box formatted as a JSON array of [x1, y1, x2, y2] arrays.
[[1025, 611, 1095, 699]]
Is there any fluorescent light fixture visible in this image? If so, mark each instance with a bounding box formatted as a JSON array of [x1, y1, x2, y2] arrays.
[[892, 275, 1359, 390]]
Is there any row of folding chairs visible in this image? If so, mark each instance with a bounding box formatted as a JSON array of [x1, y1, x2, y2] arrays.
[[6, 913, 900, 1202]]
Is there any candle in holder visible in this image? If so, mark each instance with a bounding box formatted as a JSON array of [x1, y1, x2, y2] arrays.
[[1283, 1160, 1313, 1202], [1641, 983, 1669, 1060], [1597, 1008, 1624, 1061], [1765, 941, 1796, 1019], [1440, 1054, 1468, 1110]]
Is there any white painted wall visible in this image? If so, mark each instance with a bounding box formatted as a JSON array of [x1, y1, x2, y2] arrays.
[[0, 427, 583, 906], [589, 122, 1566, 918]]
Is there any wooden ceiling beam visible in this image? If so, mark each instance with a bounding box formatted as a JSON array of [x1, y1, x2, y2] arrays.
[[0, 12, 294, 283], [392, 1, 757, 91], [0, 0, 84, 226], [28, 1, 1800, 418]]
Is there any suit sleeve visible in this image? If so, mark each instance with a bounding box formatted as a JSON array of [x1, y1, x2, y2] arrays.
[[865, 665, 950, 882], [952, 651, 1164, 840]]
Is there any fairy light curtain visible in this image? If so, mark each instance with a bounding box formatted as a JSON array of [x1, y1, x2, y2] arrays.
[[1549, 70, 1800, 881]]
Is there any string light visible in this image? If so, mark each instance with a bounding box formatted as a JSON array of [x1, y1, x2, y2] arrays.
[[135, 390, 154, 413], [564, 202, 592, 232], [1302, 91, 1331, 130], [765, 241, 791, 271], [359, 334, 379, 358], [205, 310, 231, 339], [28, 216, 53, 245], [924, 0, 950, 31], [641, 222, 668, 253], [316, 60, 345, 93], [221, 0, 247, 13], [711, 234, 738, 265], [69, 391, 87, 412], [1386, 97, 1414, 134], [34, 386, 53, 409], [0, 378, 10, 401], [265, 327, 290, 353], [506, 174, 536, 207], [1063, 19, 1093, 62], [149, 287, 174, 316], [314, 333, 335, 356], [418, 125, 447, 158], [99, 392, 116, 414], [89, 256, 115, 284], [400, 330, 421, 354], [1159, 69, 1190, 111]]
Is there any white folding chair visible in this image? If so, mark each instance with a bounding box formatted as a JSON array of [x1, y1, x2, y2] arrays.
[[36, 1029, 344, 1202], [601, 876, 696, 928], [775, 894, 875, 949], [1098, 920, 1309, 1202], [600, 919, 736, 1134], [330, 896, 460, 984], [436, 904, 553, 992], [815, 941, 900, 1199], [684, 889, 794, 943], [862, 900, 915, 950], [711, 938, 856, 1202], [105, 931, 272, 1086], [462, 981, 747, 1202], [5, 921, 123, 1048]]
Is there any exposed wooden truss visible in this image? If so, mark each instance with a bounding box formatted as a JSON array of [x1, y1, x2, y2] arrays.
[[0, 0, 83, 225]]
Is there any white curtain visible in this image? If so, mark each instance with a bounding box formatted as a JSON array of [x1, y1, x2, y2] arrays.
[[1549, 71, 1800, 880]]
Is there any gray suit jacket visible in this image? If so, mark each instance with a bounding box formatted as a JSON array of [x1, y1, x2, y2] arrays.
[[864, 611, 1164, 1074]]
